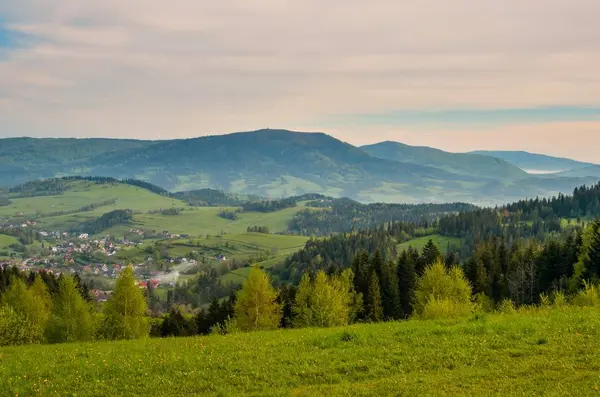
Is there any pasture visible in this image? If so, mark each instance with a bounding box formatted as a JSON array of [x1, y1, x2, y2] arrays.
[[1, 307, 598, 396]]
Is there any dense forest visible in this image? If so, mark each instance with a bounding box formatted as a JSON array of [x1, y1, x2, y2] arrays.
[[242, 197, 298, 213], [75, 210, 133, 234], [289, 200, 474, 236]]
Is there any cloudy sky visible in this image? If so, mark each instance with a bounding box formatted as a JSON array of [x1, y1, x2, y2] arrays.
[[1, 0, 599, 162]]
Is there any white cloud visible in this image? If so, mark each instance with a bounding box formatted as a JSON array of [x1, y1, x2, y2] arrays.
[[0, 0, 599, 161]]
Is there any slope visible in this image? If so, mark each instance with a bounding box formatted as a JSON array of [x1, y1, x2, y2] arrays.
[[469, 150, 595, 172], [362, 141, 526, 180], [0, 307, 598, 396]]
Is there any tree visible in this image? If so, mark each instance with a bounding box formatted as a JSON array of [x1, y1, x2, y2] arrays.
[[414, 261, 472, 319], [418, 240, 442, 275], [0, 305, 41, 347], [234, 266, 281, 331], [101, 266, 149, 340], [397, 250, 417, 318], [161, 308, 196, 337], [293, 270, 359, 328], [366, 273, 383, 322], [46, 276, 95, 343], [377, 258, 402, 320], [584, 220, 600, 280], [1, 278, 48, 342]]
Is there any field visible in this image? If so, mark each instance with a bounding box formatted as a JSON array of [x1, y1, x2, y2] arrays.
[[1, 307, 599, 396], [397, 234, 462, 254], [0, 233, 19, 257], [1, 182, 184, 219], [0, 181, 308, 237]]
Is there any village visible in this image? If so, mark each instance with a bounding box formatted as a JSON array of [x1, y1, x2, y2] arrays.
[[0, 225, 208, 303]]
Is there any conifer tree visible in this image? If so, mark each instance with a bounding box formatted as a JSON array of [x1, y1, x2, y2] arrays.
[[418, 240, 442, 275], [366, 273, 383, 322], [397, 251, 417, 318], [584, 220, 600, 279]]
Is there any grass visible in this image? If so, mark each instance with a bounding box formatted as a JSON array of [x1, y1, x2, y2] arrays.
[[0, 181, 184, 220], [0, 234, 19, 258], [397, 234, 462, 254], [103, 206, 305, 237], [0, 234, 19, 249], [1, 307, 600, 396], [1, 180, 308, 237]]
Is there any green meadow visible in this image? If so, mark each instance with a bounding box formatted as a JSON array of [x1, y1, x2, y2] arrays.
[[397, 234, 462, 254], [1, 306, 599, 396]]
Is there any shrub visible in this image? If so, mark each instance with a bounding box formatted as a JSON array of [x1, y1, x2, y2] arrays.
[[572, 281, 600, 307], [497, 299, 516, 315], [552, 291, 567, 308]]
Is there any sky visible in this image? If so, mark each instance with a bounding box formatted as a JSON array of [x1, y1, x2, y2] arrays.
[[1, 0, 599, 162]]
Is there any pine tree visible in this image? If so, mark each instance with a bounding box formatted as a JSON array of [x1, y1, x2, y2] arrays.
[[366, 273, 383, 322], [378, 259, 402, 320], [234, 266, 281, 331], [584, 220, 600, 279], [46, 276, 95, 343], [101, 266, 149, 340], [397, 251, 416, 318], [418, 240, 442, 275]]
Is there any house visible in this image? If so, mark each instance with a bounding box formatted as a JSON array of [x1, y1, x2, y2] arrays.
[[79, 233, 89, 240], [101, 264, 108, 273], [113, 264, 122, 273], [138, 281, 148, 288], [149, 279, 160, 288]]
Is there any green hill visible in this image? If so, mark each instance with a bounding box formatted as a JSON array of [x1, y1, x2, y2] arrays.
[[362, 141, 527, 180], [0, 306, 598, 396]]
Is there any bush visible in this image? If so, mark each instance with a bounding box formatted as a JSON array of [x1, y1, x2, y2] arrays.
[[473, 292, 494, 313], [497, 299, 516, 315], [572, 281, 600, 307], [552, 291, 567, 308]]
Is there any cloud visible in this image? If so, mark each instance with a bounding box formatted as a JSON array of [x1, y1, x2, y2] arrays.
[[0, 0, 599, 161]]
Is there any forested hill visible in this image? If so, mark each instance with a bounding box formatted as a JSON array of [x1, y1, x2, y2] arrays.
[[277, 182, 600, 286], [469, 150, 595, 172], [2, 130, 598, 205], [289, 200, 473, 235], [361, 141, 526, 180]]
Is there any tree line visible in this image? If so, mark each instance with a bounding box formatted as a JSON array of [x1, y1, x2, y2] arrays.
[[288, 200, 473, 236], [0, 266, 148, 347]]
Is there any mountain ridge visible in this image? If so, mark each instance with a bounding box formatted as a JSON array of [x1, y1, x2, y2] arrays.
[[1, 129, 597, 205]]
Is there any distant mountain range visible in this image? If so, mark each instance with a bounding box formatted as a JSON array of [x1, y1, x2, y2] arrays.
[[1, 129, 598, 205], [469, 150, 595, 173]]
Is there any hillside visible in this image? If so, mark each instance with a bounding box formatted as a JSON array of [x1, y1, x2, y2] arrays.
[[557, 165, 600, 178], [1, 307, 598, 396], [1, 130, 597, 205], [469, 150, 595, 172], [362, 141, 527, 180]]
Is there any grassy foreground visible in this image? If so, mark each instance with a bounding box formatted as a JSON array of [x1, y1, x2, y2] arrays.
[[1, 307, 600, 396]]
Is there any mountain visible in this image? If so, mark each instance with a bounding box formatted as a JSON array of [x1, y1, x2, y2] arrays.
[[1, 129, 598, 205], [557, 165, 600, 179], [361, 141, 527, 180], [469, 150, 595, 173]]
